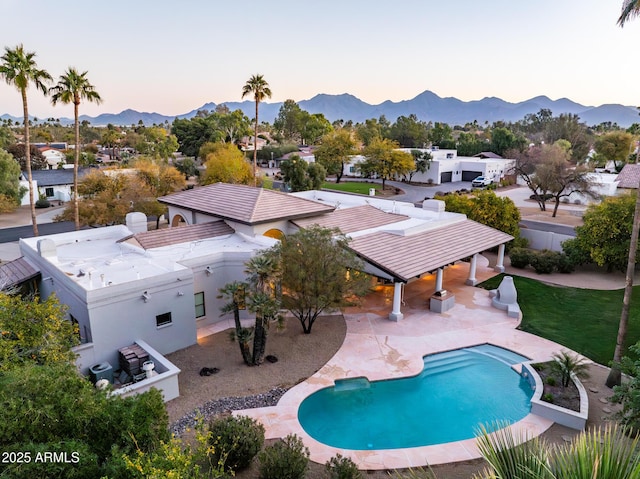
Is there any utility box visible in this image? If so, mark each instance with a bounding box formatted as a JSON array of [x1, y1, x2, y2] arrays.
[[89, 362, 114, 384]]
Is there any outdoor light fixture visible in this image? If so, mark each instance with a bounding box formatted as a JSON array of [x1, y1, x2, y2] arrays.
[[205, 266, 213, 276], [142, 291, 151, 303]]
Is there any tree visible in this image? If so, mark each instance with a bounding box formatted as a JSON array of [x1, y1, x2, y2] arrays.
[[217, 108, 251, 144], [133, 156, 186, 196], [389, 114, 428, 148], [314, 129, 358, 183], [428, 122, 455, 148], [241, 74, 272, 186], [359, 138, 414, 190], [543, 113, 592, 163], [567, 192, 638, 273], [607, 0, 640, 390], [280, 155, 326, 192], [594, 130, 634, 171], [6, 143, 47, 170], [0, 44, 52, 236], [101, 126, 120, 161], [271, 226, 370, 334], [0, 149, 25, 212], [300, 112, 332, 145], [172, 115, 222, 158], [489, 127, 527, 156], [273, 99, 304, 142], [611, 341, 640, 429], [355, 118, 383, 146], [218, 281, 253, 366], [174, 157, 199, 179], [50, 68, 102, 231], [135, 126, 179, 160], [406, 149, 432, 182], [200, 143, 254, 185]]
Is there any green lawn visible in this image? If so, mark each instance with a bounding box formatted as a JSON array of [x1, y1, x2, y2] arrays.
[[478, 274, 640, 365], [321, 181, 382, 195]]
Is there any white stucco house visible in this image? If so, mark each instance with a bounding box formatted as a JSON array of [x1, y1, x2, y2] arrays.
[[20, 168, 89, 204], [40, 147, 68, 169], [341, 149, 516, 185], [19, 183, 512, 400]]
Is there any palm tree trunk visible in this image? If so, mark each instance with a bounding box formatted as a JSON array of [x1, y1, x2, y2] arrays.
[[22, 88, 38, 237], [606, 176, 640, 388], [253, 100, 258, 187], [73, 100, 80, 231], [252, 315, 266, 365]]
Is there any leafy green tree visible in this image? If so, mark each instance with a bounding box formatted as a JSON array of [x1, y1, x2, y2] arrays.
[[440, 190, 522, 247], [489, 127, 527, 156], [612, 341, 640, 429], [174, 157, 198, 179], [568, 192, 638, 273], [0, 293, 78, 369], [217, 108, 251, 144], [241, 74, 272, 185], [456, 131, 488, 157], [0, 148, 25, 212], [594, 130, 634, 171], [50, 68, 102, 231], [0, 125, 14, 149], [543, 113, 592, 163], [271, 226, 370, 334], [389, 114, 428, 148], [359, 138, 414, 190], [171, 115, 222, 158], [280, 155, 326, 192], [273, 99, 304, 142], [0, 44, 52, 236], [355, 117, 383, 146], [314, 129, 358, 183], [406, 149, 432, 182], [135, 126, 179, 160], [300, 112, 332, 145], [100, 126, 121, 161], [428, 122, 455, 148], [200, 142, 253, 185], [6, 143, 48, 170]]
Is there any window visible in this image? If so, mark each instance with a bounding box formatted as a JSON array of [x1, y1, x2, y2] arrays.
[[156, 312, 172, 328], [45, 187, 54, 197], [194, 292, 205, 318], [349, 166, 356, 173]]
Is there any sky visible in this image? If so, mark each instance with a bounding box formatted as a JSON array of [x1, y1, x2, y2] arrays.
[[1, 0, 640, 119]]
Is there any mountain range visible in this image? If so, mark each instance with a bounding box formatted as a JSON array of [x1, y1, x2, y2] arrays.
[[2, 90, 638, 128]]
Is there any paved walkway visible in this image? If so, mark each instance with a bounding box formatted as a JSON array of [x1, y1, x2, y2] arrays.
[[233, 257, 598, 470]]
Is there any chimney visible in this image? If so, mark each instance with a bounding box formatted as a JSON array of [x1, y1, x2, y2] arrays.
[[422, 199, 445, 213], [126, 212, 148, 234]]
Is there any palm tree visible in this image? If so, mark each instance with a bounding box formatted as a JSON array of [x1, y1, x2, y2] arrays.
[[218, 281, 253, 366], [606, 0, 640, 388], [241, 74, 271, 186], [50, 68, 102, 231], [0, 45, 52, 236]]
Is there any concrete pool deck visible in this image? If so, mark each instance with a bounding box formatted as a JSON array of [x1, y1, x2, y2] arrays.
[[235, 256, 580, 470]]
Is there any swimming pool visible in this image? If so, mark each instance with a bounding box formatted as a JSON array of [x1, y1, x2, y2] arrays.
[[298, 344, 533, 450]]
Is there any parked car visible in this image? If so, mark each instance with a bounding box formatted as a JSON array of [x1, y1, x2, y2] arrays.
[[471, 176, 492, 187]]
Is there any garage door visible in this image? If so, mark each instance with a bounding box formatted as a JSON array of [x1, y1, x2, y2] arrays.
[[440, 171, 452, 183], [462, 170, 482, 181]]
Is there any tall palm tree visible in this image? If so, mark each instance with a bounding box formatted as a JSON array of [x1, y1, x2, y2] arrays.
[[606, 0, 640, 388], [0, 45, 52, 236], [241, 74, 271, 186], [50, 68, 102, 231]]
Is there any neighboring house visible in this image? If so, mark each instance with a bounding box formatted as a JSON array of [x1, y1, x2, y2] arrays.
[[20, 168, 90, 203], [39, 147, 67, 169], [19, 183, 511, 399], [342, 148, 516, 185]]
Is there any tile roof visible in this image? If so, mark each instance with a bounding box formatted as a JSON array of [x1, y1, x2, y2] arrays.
[[0, 257, 40, 290], [118, 221, 235, 250], [292, 205, 408, 234], [615, 164, 640, 189], [158, 183, 334, 225], [349, 220, 513, 282]]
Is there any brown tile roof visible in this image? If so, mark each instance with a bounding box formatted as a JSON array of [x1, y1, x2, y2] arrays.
[[0, 257, 39, 290], [158, 183, 334, 225], [349, 220, 513, 282], [292, 205, 408, 234], [118, 221, 235, 250], [616, 164, 640, 189]]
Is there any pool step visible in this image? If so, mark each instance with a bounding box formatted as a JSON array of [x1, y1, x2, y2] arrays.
[[463, 345, 528, 366], [420, 357, 477, 378]]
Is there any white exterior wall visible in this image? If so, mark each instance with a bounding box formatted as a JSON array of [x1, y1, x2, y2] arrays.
[[42, 150, 66, 169], [39, 184, 72, 201]]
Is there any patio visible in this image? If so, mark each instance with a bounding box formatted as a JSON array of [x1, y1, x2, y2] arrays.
[[234, 255, 586, 470]]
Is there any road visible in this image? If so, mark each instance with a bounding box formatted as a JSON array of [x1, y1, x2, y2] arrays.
[[0, 221, 77, 243]]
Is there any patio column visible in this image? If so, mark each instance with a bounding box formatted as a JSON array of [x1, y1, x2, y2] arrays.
[[465, 253, 478, 286], [435, 268, 444, 292], [495, 244, 506, 273], [389, 281, 404, 321]]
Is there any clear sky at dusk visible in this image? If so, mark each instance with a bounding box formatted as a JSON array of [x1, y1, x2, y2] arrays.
[[1, 0, 639, 119]]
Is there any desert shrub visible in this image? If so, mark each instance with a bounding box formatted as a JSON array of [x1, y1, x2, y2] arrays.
[[35, 198, 50, 208], [555, 252, 575, 273], [208, 414, 265, 471], [543, 393, 554, 403], [561, 238, 591, 267], [486, 182, 497, 190], [529, 250, 557, 274], [258, 434, 309, 479], [508, 247, 531, 268], [325, 453, 363, 479], [545, 376, 557, 386]]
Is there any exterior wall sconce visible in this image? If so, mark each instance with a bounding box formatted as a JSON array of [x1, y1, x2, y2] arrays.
[[142, 291, 151, 303], [177, 291, 184, 296], [205, 266, 213, 276]]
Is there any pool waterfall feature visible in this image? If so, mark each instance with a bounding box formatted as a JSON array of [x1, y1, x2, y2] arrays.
[[298, 344, 533, 450]]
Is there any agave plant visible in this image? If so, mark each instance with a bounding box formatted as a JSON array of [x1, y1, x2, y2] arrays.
[[550, 350, 590, 388]]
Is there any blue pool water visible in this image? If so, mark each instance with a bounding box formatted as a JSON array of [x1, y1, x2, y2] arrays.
[[298, 344, 532, 450]]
